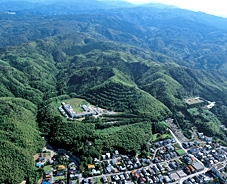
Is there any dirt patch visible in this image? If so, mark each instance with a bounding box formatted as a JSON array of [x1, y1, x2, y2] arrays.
[[34, 153, 40, 161], [38, 177, 43, 184], [185, 97, 203, 105]]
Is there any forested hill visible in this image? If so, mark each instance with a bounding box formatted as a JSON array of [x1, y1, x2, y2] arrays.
[[1, 3, 227, 70], [1, 0, 227, 183]]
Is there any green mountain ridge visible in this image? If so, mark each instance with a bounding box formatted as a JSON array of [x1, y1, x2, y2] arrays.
[[1, 2, 227, 183], [85, 69, 171, 120]]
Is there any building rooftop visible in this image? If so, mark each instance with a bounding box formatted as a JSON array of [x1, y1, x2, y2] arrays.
[[214, 163, 225, 170], [192, 162, 204, 171], [177, 170, 187, 178], [169, 172, 179, 181]]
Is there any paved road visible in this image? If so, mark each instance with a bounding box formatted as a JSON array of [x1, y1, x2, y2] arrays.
[[45, 143, 55, 184], [169, 129, 187, 153], [169, 129, 210, 184], [80, 130, 211, 184], [179, 168, 209, 184]]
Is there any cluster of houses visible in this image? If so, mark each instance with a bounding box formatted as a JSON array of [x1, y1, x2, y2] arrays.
[[131, 168, 172, 183], [84, 133, 227, 184], [180, 135, 227, 183], [152, 138, 185, 163], [183, 163, 227, 184], [39, 150, 80, 184], [36, 157, 46, 168], [183, 173, 211, 184], [83, 137, 208, 184], [182, 140, 225, 168], [122, 155, 145, 170], [197, 132, 213, 143], [40, 130, 227, 184], [58, 102, 96, 119], [152, 138, 176, 147]]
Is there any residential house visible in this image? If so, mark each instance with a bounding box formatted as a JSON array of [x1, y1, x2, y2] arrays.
[[153, 157, 160, 163], [112, 175, 120, 181], [54, 170, 63, 177], [157, 163, 165, 172], [119, 165, 126, 172], [197, 132, 204, 139], [171, 138, 176, 143], [153, 165, 160, 174], [184, 156, 192, 164], [42, 181, 50, 184], [166, 144, 174, 152], [169, 152, 177, 159], [148, 168, 154, 175], [157, 174, 163, 183], [152, 176, 159, 183], [119, 174, 125, 180], [124, 172, 130, 180], [102, 176, 108, 183], [169, 162, 177, 169], [88, 164, 95, 170], [106, 164, 115, 173], [212, 163, 227, 184], [182, 142, 190, 149], [150, 148, 155, 153], [69, 181, 76, 184], [205, 137, 213, 144], [165, 154, 171, 160], [139, 177, 146, 184], [188, 165, 195, 173], [133, 172, 140, 180], [193, 142, 199, 147], [189, 146, 200, 154], [106, 153, 111, 159], [37, 157, 45, 163], [114, 150, 119, 155], [91, 169, 101, 175], [141, 168, 147, 176], [83, 178, 89, 184], [141, 158, 151, 165], [184, 166, 191, 174], [163, 175, 171, 183]]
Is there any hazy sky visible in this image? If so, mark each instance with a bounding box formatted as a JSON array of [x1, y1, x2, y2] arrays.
[[123, 0, 227, 18]]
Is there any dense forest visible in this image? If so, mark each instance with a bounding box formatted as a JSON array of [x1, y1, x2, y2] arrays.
[[1, 0, 227, 183]]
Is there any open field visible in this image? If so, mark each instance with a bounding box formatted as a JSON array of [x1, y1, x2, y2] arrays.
[[152, 133, 173, 142], [54, 176, 65, 181], [93, 177, 102, 184], [63, 98, 90, 112], [185, 97, 203, 105], [175, 149, 186, 155], [43, 165, 52, 173]]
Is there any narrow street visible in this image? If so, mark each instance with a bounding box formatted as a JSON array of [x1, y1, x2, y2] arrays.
[[46, 143, 56, 184], [169, 129, 209, 184]]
